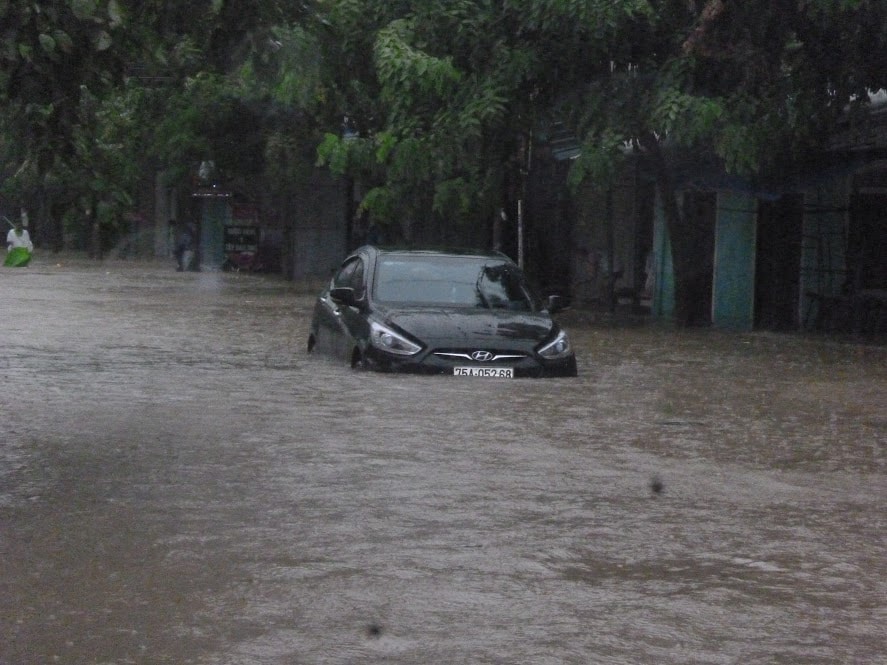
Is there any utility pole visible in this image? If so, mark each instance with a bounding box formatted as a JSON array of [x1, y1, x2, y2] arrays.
[[606, 187, 616, 313], [518, 133, 532, 269]]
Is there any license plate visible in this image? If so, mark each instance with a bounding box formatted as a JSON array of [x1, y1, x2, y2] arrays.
[[454, 366, 514, 378]]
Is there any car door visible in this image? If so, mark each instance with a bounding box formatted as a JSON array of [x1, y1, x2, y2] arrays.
[[315, 256, 364, 359]]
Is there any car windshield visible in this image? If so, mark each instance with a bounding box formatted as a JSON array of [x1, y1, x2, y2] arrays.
[[373, 254, 539, 310]]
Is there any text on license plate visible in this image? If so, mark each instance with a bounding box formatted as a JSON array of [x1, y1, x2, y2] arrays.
[[454, 366, 514, 378]]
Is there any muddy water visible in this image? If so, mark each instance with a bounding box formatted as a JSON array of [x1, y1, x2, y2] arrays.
[[1, 256, 885, 664]]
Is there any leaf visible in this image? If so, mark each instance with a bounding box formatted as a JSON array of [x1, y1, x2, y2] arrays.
[[375, 131, 397, 163], [70, 0, 98, 21], [39, 33, 56, 53], [107, 0, 124, 28], [568, 129, 627, 191], [93, 30, 112, 52], [53, 30, 74, 53], [359, 186, 396, 220]]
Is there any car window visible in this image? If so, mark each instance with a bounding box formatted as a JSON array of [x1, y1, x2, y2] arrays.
[[477, 264, 534, 311], [373, 255, 537, 310], [349, 258, 365, 292]]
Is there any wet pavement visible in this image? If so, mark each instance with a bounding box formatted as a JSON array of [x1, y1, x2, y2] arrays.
[[1, 255, 885, 664]]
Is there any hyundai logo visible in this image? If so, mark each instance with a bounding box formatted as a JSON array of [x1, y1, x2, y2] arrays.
[[471, 350, 494, 362]]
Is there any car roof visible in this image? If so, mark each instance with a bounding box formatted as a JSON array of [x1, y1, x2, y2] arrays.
[[365, 245, 513, 261]]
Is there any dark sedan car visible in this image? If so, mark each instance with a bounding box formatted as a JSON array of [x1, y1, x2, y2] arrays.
[[307, 247, 577, 378]]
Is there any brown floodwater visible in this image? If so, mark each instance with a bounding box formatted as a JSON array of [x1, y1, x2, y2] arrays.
[[1, 255, 885, 664]]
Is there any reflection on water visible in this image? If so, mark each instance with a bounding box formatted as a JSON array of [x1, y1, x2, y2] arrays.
[[1, 257, 885, 664]]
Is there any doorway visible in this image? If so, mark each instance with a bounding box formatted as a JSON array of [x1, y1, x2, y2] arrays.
[[683, 191, 716, 325], [755, 195, 803, 330]]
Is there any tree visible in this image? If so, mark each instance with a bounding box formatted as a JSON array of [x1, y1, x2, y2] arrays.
[[0, 0, 316, 254], [313, 1, 649, 246], [567, 0, 887, 324], [3, 0, 884, 308], [312, 0, 887, 323], [1, 0, 132, 249]]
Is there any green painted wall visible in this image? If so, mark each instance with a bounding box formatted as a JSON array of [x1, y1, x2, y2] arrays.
[[653, 190, 757, 328], [199, 197, 231, 270], [712, 192, 757, 330], [651, 193, 675, 320]]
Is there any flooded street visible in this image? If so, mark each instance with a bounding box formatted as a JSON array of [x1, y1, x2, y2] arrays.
[[2, 256, 885, 664]]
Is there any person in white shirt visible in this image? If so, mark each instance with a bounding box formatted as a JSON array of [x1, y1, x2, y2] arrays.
[[6, 221, 33, 252]]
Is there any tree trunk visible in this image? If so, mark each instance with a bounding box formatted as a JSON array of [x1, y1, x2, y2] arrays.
[[281, 193, 294, 280], [344, 175, 356, 251], [43, 191, 66, 253], [605, 187, 616, 313], [640, 133, 694, 326], [88, 198, 102, 260], [492, 208, 503, 252]]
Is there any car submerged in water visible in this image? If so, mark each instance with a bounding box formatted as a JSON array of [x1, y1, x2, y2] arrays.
[[307, 246, 578, 378]]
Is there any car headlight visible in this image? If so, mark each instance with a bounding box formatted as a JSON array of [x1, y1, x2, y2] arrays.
[[537, 329, 572, 360], [369, 321, 422, 356]]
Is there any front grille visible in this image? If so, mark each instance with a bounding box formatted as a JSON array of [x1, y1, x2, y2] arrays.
[[433, 350, 528, 363]]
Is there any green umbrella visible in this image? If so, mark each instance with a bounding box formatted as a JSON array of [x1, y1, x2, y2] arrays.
[[4, 246, 32, 267]]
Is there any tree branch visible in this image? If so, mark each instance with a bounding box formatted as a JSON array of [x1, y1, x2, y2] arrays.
[[682, 0, 727, 56]]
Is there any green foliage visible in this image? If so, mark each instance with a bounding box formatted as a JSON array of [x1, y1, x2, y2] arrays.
[[316, 132, 351, 175], [568, 129, 628, 191], [507, 0, 652, 32], [716, 123, 763, 175], [0, 1, 132, 246], [309, 0, 674, 236], [157, 91, 263, 180], [2, 0, 886, 256], [375, 18, 462, 103], [359, 186, 397, 221], [264, 25, 324, 109], [433, 177, 473, 219], [648, 88, 724, 145], [1, 1, 129, 159], [0, 0, 322, 247]]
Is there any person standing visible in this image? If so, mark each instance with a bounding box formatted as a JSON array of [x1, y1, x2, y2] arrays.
[[5, 219, 34, 267], [6, 220, 33, 252], [174, 220, 197, 271]]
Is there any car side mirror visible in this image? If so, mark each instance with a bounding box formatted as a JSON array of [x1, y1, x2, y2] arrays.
[[329, 286, 357, 307]]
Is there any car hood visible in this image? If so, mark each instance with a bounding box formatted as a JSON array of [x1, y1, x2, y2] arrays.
[[378, 306, 555, 348]]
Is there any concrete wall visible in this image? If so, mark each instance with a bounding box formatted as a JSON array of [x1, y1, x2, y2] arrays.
[[288, 169, 349, 279], [571, 165, 653, 307]]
